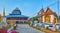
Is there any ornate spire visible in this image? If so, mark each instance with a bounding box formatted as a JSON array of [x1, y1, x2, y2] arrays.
[[3, 8, 5, 16], [37, 5, 44, 17], [42, 5, 43, 9], [39, 5, 44, 12]]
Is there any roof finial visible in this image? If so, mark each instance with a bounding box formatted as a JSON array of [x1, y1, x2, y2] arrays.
[[40, 5, 44, 12]]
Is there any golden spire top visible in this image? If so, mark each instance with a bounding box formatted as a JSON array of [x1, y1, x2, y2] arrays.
[[3, 8, 5, 16]]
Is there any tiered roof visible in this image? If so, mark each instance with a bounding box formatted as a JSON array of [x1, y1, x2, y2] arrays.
[[37, 7, 57, 17], [45, 7, 55, 15], [37, 8, 44, 17], [7, 7, 28, 18], [12, 7, 21, 15]]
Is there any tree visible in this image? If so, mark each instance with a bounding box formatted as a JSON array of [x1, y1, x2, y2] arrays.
[[30, 17, 38, 22], [57, 15, 60, 20]]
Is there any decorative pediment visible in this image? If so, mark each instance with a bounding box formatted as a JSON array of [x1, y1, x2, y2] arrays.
[[45, 7, 54, 15], [38, 8, 44, 17]]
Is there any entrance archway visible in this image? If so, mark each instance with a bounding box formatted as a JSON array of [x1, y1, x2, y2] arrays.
[[16, 21, 19, 24]]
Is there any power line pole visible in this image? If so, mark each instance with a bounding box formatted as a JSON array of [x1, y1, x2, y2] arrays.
[[57, 0, 59, 23]]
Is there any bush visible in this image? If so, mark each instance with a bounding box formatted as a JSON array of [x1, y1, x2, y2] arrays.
[[46, 27, 49, 29], [14, 26, 16, 30]]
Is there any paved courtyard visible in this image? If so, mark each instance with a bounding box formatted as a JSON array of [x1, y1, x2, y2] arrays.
[[16, 24, 45, 33]]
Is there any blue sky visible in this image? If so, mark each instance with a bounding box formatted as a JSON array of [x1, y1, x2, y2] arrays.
[[0, 0, 60, 17]]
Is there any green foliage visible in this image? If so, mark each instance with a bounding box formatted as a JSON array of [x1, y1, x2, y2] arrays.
[[30, 17, 38, 22], [14, 26, 16, 30], [57, 15, 60, 20]]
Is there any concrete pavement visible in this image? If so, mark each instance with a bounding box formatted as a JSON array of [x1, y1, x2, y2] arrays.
[[16, 24, 45, 33]]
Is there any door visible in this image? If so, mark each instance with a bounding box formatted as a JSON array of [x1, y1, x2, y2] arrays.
[[45, 16, 50, 23]]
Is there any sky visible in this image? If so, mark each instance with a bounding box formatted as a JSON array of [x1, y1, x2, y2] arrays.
[[0, 0, 60, 17]]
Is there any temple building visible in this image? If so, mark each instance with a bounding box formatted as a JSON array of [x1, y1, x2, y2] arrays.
[[43, 7, 57, 24], [37, 7, 57, 24], [6, 7, 28, 24], [37, 8, 44, 22]]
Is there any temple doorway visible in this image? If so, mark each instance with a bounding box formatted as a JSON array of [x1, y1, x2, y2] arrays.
[[16, 21, 28, 24], [45, 16, 50, 23]]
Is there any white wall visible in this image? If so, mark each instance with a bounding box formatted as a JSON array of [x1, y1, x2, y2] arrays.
[[42, 15, 54, 23], [2, 16, 6, 23], [43, 16, 45, 22], [50, 15, 54, 24]]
